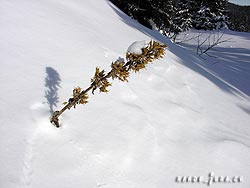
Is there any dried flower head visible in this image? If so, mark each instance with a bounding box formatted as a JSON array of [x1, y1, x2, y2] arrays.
[[91, 67, 111, 94], [111, 60, 130, 82], [126, 40, 167, 72]]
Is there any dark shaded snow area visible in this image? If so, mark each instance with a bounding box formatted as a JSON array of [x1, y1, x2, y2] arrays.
[[176, 29, 250, 97]]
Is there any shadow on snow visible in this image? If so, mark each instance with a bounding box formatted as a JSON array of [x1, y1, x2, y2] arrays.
[[107, 1, 250, 99], [45, 67, 61, 115]]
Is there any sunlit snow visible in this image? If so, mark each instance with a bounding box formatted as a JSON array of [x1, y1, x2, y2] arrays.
[[0, 1, 249, 188]]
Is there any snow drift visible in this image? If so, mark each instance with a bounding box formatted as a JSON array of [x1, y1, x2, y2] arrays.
[[0, 0, 249, 188]]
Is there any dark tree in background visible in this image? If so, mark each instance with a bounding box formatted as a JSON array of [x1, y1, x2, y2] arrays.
[[172, 0, 192, 39], [110, 0, 175, 33], [208, 0, 229, 29], [110, 0, 188, 37], [110, 0, 249, 36], [110, 0, 153, 29], [192, 0, 229, 30], [192, 4, 216, 30], [227, 2, 250, 32], [150, 0, 175, 35]]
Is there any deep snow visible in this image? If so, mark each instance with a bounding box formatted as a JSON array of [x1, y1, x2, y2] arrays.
[[176, 29, 250, 96], [0, 0, 250, 188]]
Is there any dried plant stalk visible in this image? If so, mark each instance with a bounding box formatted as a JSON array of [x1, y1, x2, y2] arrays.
[[50, 40, 167, 127]]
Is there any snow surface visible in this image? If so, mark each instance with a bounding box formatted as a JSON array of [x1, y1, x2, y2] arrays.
[[176, 29, 250, 96], [127, 41, 147, 55], [0, 0, 250, 188]]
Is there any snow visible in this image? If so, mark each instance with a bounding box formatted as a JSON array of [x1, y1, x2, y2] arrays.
[[0, 1, 250, 188], [127, 41, 147, 55], [176, 29, 250, 96]]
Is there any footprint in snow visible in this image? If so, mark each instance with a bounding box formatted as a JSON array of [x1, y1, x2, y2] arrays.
[[20, 102, 55, 188]]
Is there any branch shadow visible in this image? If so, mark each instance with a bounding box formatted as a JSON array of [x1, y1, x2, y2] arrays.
[[45, 67, 61, 115], [177, 42, 250, 96], [107, 1, 250, 99]]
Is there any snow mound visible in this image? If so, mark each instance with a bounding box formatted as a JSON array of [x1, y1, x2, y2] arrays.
[[127, 40, 147, 54]]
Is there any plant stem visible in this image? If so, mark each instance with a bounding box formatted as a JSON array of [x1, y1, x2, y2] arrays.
[[50, 71, 112, 127], [50, 40, 167, 128]]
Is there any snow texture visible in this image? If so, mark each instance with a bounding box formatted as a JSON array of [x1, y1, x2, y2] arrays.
[[0, 1, 250, 188], [127, 41, 147, 54]]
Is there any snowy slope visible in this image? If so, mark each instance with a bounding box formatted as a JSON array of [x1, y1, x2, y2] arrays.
[[176, 29, 250, 96], [0, 0, 250, 188]]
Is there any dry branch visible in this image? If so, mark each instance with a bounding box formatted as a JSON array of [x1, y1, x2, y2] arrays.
[[50, 41, 167, 127]]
